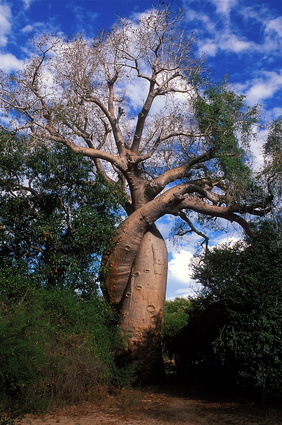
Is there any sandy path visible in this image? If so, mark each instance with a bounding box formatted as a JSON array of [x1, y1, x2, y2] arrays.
[[21, 388, 282, 425]]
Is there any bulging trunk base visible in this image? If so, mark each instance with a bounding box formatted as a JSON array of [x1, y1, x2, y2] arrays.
[[117, 225, 168, 383]]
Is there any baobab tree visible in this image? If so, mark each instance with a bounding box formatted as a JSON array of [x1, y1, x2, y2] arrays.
[[0, 8, 273, 381]]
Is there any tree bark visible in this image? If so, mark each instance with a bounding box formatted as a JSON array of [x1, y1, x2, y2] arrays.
[[111, 225, 168, 383]]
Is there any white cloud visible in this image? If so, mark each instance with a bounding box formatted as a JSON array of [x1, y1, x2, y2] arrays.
[[247, 83, 275, 104], [168, 249, 193, 283], [164, 222, 246, 300], [249, 128, 267, 171], [184, 0, 238, 17], [21, 24, 34, 33], [0, 3, 12, 47], [271, 107, 282, 119], [199, 33, 254, 56], [210, 0, 238, 16], [120, 77, 149, 111], [156, 216, 175, 240], [244, 71, 282, 105], [266, 17, 282, 37], [0, 53, 23, 72], [185, 6, 256, 57], [185, 10, 216, 33], [23, 0, 35, 9], [239, 5, 267, 24], [199, 40, 218, 56], [21, 22, 45, 35], [156, 217, 203, 299], [221, 34, 254, 53], [185, 1, 282, 60], [166, 248, 200, 299], [210, 232, 242, 247]]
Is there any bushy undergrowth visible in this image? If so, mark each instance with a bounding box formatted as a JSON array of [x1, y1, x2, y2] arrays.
[[0, 287, 130, 423], [168, 222, 282, 403], [162, 298, 192, 361]]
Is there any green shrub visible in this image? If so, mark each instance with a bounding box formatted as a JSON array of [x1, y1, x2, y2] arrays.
[[171, 222, 282, 402], [0, 304, 48, 421], [162, 298, 191, 359], [0, 287, 125, 421]]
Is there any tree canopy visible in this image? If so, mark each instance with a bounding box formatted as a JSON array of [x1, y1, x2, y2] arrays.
[[0, 131, 123, 295], [0, 9, 272, 233]]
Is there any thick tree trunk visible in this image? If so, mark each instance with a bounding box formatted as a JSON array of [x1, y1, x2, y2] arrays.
[[101, 186, 192, 382], [116, 224, 168, 383]]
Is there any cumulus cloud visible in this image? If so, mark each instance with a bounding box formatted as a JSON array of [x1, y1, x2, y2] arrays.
[[21, 22, 45, 35], [185, 9, 216, 33], [156, 217, 204, 299], [184, 0, 282, 61], [210, 0, 238, 16], [199, 33, 255, 56], [271, 107, 282, 118], [210, 232, 242, 247], [185, 5, 256, 57], [166, 248, 200, 299], [221, 34, 254, 53], [199, 40, 217, 56], [266, 17, 282, 37], [249, 129, 267, 170], [21, 24, 34, 33], [0, 3, 12, 47], [243, 71, 282, 105], [165, 225, 246, 299], [0, 53, 23, 72]]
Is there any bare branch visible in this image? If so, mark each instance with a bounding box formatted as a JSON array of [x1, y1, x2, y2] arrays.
[[148, 150, 215, 197], [84, 94, 127, 157], [177, 195, 255, 238], [178, 211, 209, 248], [130, 80, 157, 153], [43, 122, 123, 167]]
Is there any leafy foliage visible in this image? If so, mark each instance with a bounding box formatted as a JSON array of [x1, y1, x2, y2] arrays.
[[194, 82, 259, 201], [263, 117, 282, 205], [264, 117, 282, 175], [0, 287, 121, 420], [162, 298, 192, 358], [171, 221, 282, 402], [0, 131, 124, 293]]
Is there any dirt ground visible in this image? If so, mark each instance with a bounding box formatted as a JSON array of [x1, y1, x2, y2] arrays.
[[21, 384, 282, 425]]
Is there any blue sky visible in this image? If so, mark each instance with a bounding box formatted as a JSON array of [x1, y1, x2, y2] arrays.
[[0, 0, 281, 299]]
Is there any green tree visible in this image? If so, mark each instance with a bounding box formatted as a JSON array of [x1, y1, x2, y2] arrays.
[[173, 221, 282, 401], [263, 117, 282, 184], [162, 298, 191, 358], [262, 117, 282, 221], [0, 8, 274, 380], [0, 286, 122, 422], [0, 131, 123, 296]]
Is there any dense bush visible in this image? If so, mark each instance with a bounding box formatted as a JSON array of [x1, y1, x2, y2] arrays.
[[0, 287, 123, 421], [171, 222, 282, 402], [162, 298, 191, 359]]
